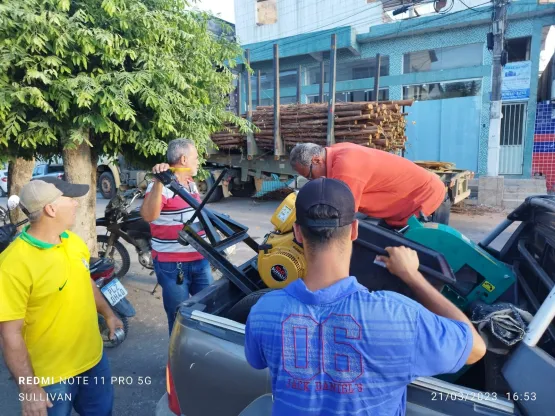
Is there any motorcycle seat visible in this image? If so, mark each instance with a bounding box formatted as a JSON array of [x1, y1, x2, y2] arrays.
[[90, 257, 115, 274], [90, 257, 102, 268]]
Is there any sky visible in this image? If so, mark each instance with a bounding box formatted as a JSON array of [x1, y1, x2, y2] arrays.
[[193, 0, 236, 23]]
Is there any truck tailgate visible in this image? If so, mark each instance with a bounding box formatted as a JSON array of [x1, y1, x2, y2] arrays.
[[170, 310, 516, 416], [170, 310, 270, 416]]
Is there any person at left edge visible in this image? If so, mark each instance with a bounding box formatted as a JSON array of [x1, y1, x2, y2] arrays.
[[0, 178, 123, 416]]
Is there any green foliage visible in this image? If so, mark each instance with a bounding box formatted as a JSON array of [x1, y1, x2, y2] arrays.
[[0, 0, 251, 163]]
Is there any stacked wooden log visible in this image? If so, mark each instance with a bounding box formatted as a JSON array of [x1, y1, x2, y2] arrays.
[[414, 161, 457, 172], [210, 100, 413, 152], [210, 125, 245, 150]]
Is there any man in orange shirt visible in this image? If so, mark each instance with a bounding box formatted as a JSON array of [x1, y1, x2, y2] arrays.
[[289, 142, 449, 227]]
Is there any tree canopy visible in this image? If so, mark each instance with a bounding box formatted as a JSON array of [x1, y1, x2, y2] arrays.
[[0, 0, 250, 163]]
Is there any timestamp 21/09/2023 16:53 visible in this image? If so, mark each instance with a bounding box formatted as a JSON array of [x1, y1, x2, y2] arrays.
[[431, 391, 537, 401]]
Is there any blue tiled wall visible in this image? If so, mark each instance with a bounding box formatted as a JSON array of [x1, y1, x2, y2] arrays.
[[535, 102, 555, 135], [532, 102, 555, 191]]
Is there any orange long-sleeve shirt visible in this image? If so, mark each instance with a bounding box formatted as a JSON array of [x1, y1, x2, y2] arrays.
[[325, 143, 446, 227]]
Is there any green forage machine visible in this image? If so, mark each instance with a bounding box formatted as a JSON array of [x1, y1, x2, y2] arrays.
[[404, 216, 516, 310]]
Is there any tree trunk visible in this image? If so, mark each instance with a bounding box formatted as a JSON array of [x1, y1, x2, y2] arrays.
[[9, 157, 35, 226], [63, 141, 98, 256]]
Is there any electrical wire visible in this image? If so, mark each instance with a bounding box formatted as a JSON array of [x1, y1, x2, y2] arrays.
[[243, 2, 389, 56], [233, 0, 386, 37], [438, 0, 455, 14], [391, 1, 493, 38], [233, 0, 394, 24], [240, 0, 493, 77], [243, 7, 491, 101], [459, 0, 493, 13]]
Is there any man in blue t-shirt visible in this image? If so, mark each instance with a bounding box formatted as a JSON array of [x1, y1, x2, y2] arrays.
[[244, 178, 486, 416]]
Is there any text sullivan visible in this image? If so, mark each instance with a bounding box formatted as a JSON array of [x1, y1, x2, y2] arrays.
[[19, 393, 72, 402]]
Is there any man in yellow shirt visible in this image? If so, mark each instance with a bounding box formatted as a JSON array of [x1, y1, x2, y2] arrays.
[[0, 179, 123, 416]]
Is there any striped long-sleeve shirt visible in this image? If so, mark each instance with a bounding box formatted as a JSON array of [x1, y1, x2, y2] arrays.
[[145, 180, 206, 263]]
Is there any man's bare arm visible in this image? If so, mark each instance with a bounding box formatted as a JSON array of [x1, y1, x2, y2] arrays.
[[0, 320, 35, 391], [141, 163, 171, 222], [90, 280, 124, 341], [140, 181, 164, 222], [90, 279, 116, 320], [0, 320, 54, 415], [378, 247, 487, 365], [404, 272, 486, 364]]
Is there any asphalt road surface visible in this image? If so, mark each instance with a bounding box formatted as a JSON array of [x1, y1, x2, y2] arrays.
[[0, 195, 514, 415]]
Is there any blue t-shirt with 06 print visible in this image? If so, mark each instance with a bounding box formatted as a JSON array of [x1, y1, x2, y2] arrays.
[[244, 276, 473, 415]]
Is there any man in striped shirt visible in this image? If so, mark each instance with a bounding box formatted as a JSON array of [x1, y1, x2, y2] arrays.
[[141, 138, 213, 335]]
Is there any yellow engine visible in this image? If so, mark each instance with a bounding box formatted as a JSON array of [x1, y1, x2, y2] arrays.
[[258, 192, 307, 289]]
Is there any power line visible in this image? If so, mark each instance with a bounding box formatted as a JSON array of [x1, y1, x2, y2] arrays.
[[233, 0, 385, 24], [391, 1, 492, 38], [243, 2, 387, 56], [233, 0, 385, 36], [239, 0, 494, 92], [459, 0, 493, 13], [245, 0, 493, 60]]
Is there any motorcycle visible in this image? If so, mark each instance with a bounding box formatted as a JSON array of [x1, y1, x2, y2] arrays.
[[97, 185, 237, 282], [96, 187, 153, 279], [0, 196, 135, 348]]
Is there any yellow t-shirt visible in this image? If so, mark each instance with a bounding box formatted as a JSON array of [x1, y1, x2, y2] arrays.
[[0, 227, 103, 387]]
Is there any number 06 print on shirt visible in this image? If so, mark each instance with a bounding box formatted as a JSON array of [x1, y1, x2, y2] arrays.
[[282, 314, 364, 394]]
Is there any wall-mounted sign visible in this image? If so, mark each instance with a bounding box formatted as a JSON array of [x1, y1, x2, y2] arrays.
[[502, 61, 532, 101]]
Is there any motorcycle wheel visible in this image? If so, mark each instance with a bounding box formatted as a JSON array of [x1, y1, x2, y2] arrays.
[[98, 312, 129, 348], [97, 235, 131, 279]]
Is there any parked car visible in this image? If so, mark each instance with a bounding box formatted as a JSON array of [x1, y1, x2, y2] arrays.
[[32, 164, 65, 181], [0, 170, 7, 197]]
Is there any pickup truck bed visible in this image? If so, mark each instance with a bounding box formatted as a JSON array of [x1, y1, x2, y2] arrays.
[[162, 277, 516, 416], [156, 187, 555, 416]]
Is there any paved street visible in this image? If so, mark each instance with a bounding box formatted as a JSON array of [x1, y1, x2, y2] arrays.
[[0, 194, 515, 415]]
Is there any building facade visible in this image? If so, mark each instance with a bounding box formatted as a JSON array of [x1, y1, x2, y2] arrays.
[[234, 0, 555, 178], [234, 0, 385, 45]]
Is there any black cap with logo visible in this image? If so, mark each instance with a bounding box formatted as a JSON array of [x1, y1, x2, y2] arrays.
[[295, 178, 355, 228]]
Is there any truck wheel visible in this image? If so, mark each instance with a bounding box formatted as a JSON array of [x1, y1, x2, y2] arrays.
[[229, 179, 255, 198], [225, 289, 274, 324], [99, 172, 117, 199], [198, 172, 223, 203]]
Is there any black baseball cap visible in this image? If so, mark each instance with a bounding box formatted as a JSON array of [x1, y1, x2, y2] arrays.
[[35, 176, 90, 197], [295, 178, 355, 228]]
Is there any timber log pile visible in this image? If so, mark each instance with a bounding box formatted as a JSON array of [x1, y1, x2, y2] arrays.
[[211, 100, 413, 152]]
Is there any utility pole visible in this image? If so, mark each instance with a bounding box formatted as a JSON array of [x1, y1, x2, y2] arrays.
[[373, 53, 381, 102], [273, 44, 284, 158], [319, 61, 325, 103], [487, 0, 509, 176], [327, 34, 337, 146], [245, 50, 258, 158]]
